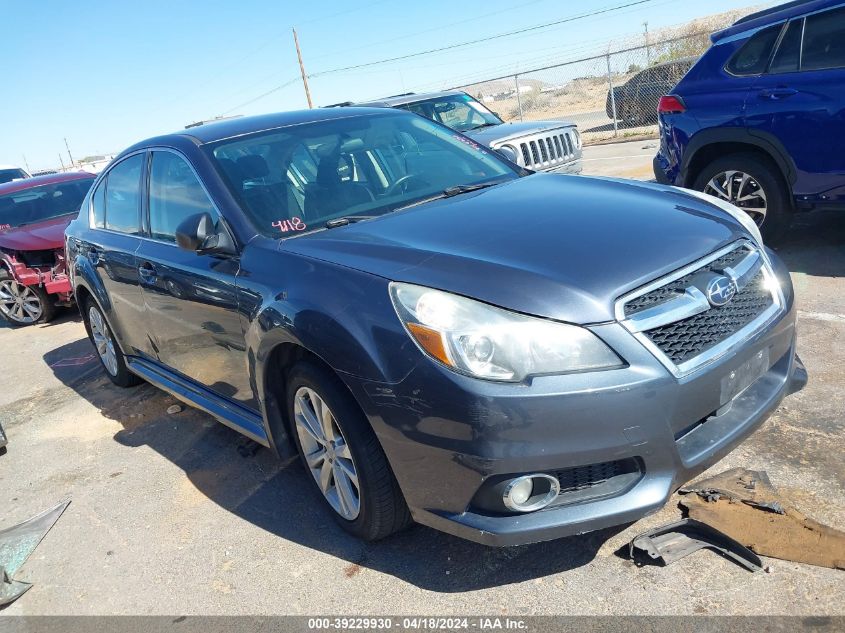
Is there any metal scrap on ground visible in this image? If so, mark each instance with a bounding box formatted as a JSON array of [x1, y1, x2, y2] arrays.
[[679, 468, 845, 571], [0, 499, 71, 607]]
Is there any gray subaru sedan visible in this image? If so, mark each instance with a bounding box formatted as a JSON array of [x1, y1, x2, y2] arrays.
[[66, 107, 806, 545]]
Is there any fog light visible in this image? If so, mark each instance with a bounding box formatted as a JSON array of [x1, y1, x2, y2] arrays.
[[503, 474, 560, 513], [509, 478, 533, 506]]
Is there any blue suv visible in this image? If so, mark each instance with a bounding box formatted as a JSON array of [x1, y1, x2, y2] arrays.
[[654, 0, 845, 240]]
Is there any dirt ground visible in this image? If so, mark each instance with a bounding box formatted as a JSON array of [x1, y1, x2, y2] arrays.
[[0, 164, 843, 616]]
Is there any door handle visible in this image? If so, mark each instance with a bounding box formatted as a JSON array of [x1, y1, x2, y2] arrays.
[[138, 262, 157, 284], [758, 87, 798, 100]]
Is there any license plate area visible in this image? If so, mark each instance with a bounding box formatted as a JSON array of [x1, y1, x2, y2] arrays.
[[720, 347, 771, 406]]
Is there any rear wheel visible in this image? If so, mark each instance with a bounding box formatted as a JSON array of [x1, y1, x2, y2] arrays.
[[0, 271, 56, 326], [693, 153, 791, 242], [287, 360, 410, 541], [83, 298, 140, 387]]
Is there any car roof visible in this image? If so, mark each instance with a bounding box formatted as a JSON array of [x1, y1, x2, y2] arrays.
[[124, 106, 405, 153], [712, 0, 843, 42], [347, 90, 468, 108], [0, 171, 95, 196]]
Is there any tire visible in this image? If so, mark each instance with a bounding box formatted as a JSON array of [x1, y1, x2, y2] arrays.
[[692, 153, 791, 243], [286, 360, 410, 541], [82, 297, 141, 388], [0, 269, 57, 326]]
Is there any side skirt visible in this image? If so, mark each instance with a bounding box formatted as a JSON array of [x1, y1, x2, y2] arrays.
[[126, 356, 269, 446]]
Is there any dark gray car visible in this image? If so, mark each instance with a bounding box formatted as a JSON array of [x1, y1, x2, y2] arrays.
[[66, 108, 805, 546]]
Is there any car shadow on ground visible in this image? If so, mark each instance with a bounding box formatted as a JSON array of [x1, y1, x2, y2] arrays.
[[773, 209, 845, 278], [43, 338, 626, 592]]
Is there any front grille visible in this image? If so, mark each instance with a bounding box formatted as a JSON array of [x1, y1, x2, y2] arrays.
[[618, 242, 780, 373], [645, 270, 771, 364], [516, 131, 576, 170], [624, 247, 748, 317]]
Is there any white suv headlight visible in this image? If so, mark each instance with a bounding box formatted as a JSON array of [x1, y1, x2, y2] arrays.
[[390, 283, 623, 382]]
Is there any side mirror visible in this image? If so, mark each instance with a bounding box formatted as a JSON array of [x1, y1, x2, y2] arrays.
[[175, 213, 236, 256]]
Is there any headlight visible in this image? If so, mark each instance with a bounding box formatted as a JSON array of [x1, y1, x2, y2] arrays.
[[389, 283, 623, 382]]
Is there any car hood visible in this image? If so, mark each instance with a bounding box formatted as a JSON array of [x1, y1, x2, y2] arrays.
[[465, 120, 577, 147], [282, 174, 748, 324], [0, 214, 74, 251]]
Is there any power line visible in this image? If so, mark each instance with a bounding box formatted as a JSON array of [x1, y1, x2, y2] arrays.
[[217, 77, 300, 117], [305, 0, 553, 63], [152, 0, 392, 118], [307, 0, 658, 78]]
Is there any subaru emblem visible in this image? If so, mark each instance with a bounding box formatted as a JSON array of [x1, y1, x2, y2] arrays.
[[706, 275, 737, 307]]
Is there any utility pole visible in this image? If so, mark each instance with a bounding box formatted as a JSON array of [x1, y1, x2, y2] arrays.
[[22, 154, 30, 173], [644, 21, 651, 65], [58, 153, 66, 171], [293, 28, 313, 109], [64, 137, 75, 167]]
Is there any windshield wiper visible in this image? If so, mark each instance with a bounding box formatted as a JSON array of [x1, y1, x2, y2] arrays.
[[392, 182, 504, 213], [325, 215, 376, 229], [442, 182, 501, 197]]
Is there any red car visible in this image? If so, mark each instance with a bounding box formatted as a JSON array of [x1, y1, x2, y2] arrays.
[[0, 172, 95, 325]]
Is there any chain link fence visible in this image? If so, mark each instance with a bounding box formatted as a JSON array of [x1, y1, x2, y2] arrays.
[[452, 31, 713, 145]]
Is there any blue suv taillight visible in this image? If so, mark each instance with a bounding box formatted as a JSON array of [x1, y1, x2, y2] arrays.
[[658, 95, 686, 114]]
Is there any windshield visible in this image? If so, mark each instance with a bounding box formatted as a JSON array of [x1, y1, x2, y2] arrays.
[[0, 178, 94, 230], [0, 169, 29, 184], [208, 111, 519, 238], [400, 93, 503, 132]]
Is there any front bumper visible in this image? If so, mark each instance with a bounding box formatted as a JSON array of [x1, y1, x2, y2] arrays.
[[1, 254, 72, 299], [345, 260, 803, 546]]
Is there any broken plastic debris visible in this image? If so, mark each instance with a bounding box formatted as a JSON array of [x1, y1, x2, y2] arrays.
[[0, 499, 70, 607], [680, 468, 845, 570], [629, 518, 763, 572]]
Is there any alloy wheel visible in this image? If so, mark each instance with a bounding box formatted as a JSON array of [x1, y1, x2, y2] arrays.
[[293, 386, 361, 520], [0, 280, 43, 324], [704, 170, 768, 226], [88, 306, 119, 377]]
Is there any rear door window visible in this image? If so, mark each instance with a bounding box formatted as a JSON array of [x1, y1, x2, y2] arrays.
[[801, 6, 845, 71], [769, 19, 803, 74], [727, 24, 782, 75], [104, 154, 144, 234]]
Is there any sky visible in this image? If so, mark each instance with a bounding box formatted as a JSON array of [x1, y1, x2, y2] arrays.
[[2, 0, 765, 170]]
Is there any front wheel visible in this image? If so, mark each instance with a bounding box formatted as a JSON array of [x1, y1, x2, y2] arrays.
[[692, 153, 791, 242], [287, 360, 410, 541], [0, 273, 56, 326]]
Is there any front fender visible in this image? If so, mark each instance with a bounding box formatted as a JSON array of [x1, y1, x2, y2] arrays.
[[250, 266, 416, 391], [240, 247, 422, 456]]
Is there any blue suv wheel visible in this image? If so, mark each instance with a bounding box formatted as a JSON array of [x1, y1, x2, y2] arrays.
[[691, 153, 791, 240]]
